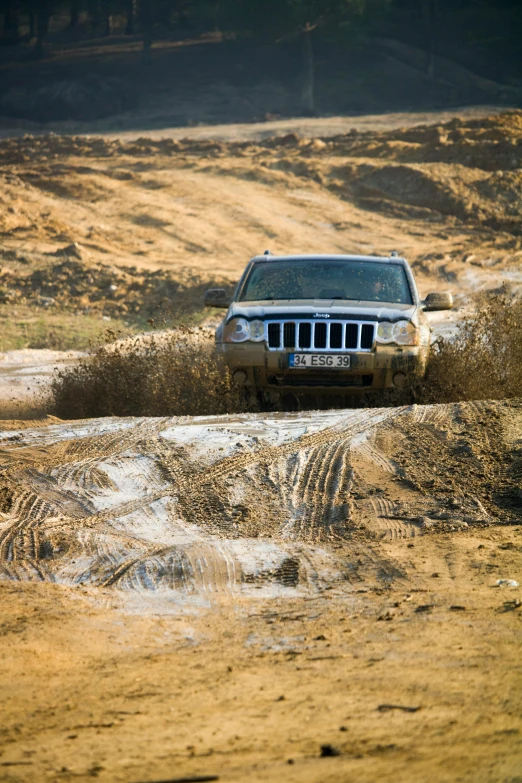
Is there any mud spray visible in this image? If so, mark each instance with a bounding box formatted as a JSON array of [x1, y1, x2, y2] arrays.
[[49, 294, 522, 419]]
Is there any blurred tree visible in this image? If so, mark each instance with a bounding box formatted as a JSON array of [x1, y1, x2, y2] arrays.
[[4, 0, 21, 41], [28, 0, 37, 37], [125, 0, 137, 34], [220, 0, 372, 112], [69, 0, 80, 29], [140, 0, 154, 60], [35, 0, 51, 56]]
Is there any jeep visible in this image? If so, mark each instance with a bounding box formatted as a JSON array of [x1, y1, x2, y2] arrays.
[[204, 252, 452, 404]]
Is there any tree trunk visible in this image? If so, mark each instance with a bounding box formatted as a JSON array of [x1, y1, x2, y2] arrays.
[[141, 0, 154, 63], [29, 9, 36, 38], [425, 0, 437, 80], [88, 0, 100, 33], [103, 13, 112, 36], [301, 27, 315, 115], [69, 0, 80, 30], [35, 4, 50, 58], [5, 0, 21, 42], [125, 0, 137, 35]]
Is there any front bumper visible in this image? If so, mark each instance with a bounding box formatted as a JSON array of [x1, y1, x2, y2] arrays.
[[219, 343, 428, 393]]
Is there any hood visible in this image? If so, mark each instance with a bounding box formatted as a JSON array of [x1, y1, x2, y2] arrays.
[[227, 299, 420, 324]]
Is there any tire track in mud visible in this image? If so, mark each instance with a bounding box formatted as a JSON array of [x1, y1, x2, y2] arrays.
[[0, 406, 420, 593], [1, 401, 517, 596]]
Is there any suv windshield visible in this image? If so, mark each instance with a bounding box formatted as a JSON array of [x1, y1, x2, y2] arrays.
[[239, 260, 413, 304]]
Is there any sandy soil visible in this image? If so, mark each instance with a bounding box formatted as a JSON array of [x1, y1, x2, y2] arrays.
[[0, 402, 521, 782], [0, 108, 521, 782], [1, 109, 521, 294]]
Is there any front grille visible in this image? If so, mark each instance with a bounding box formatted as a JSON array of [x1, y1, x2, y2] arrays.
[[266, 320, 375, 351]]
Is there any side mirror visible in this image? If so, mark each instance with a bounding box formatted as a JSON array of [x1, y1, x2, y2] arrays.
[[423, 292, 453, 311], [204, 288, 230, 308]]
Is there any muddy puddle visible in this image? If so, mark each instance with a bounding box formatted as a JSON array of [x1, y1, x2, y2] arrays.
[[0, 348, 83, 414]]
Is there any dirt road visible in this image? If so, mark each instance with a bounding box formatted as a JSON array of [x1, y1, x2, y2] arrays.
[[0, 401, 521, 782], [0, 108, 521, 782]]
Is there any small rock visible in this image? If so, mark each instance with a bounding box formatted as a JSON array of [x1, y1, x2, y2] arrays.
[[450, 519, 469, 530], [55, 242, 83, 259], [315, 634, 327, 641], [320, 744, 341, 757], [37, 295, 55, 307], [279, 132, 300, 145]]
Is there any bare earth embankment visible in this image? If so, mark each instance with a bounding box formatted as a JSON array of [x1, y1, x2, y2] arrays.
[[0, 109, 521, 782]]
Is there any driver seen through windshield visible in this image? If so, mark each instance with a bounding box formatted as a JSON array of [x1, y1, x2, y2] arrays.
[[239, 260, 413, 304]]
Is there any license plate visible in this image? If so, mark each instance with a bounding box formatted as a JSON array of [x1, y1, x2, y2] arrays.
[[289, 354, 351, 369]]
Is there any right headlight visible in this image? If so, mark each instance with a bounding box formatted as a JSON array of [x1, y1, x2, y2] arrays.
[[376, 321, 394, 344], [392, 320, 419, 345], [376, 320, 419, 346]]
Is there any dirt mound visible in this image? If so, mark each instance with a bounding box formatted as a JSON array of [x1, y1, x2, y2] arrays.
[[0, 108, 521, 356], [0, 253, 229, 320], [332, 161, 522, 233]]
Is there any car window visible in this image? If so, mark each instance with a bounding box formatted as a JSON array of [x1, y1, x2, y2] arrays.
[[239, 260, 413, 304]]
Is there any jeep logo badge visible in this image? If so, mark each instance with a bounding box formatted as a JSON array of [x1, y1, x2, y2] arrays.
[[313, 313, 330, 318]]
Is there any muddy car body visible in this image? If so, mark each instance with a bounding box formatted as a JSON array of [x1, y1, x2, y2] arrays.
[[205, 253, 452, 401]]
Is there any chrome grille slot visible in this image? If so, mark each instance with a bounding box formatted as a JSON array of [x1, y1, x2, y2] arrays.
[[265, 319, 375, 352], [361, 324, 375, 349], [345, 323, 358, 349], [283, 322, 296, 348], [314, 322, 327, 349], [298, 322, 311, 348], [330, 323, 343, 349], [267, 322, 281, 348]]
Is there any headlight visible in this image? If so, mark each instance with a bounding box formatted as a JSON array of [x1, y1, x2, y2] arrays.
[[224, 318, 250, 343], [376, 321, 394, 344], [377, 320, 419, 346], [249, 319, 265, 342], [392, 320, 419, 345]]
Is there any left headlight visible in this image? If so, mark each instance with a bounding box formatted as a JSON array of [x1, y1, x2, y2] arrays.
[[392, 320, 419, 346], [224, 318, 250, 343], [223, 318, 266, 343], [249, 320, 265, 342]]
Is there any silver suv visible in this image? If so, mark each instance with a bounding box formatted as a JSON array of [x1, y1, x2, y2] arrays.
[[205, 252, 452, 402]]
